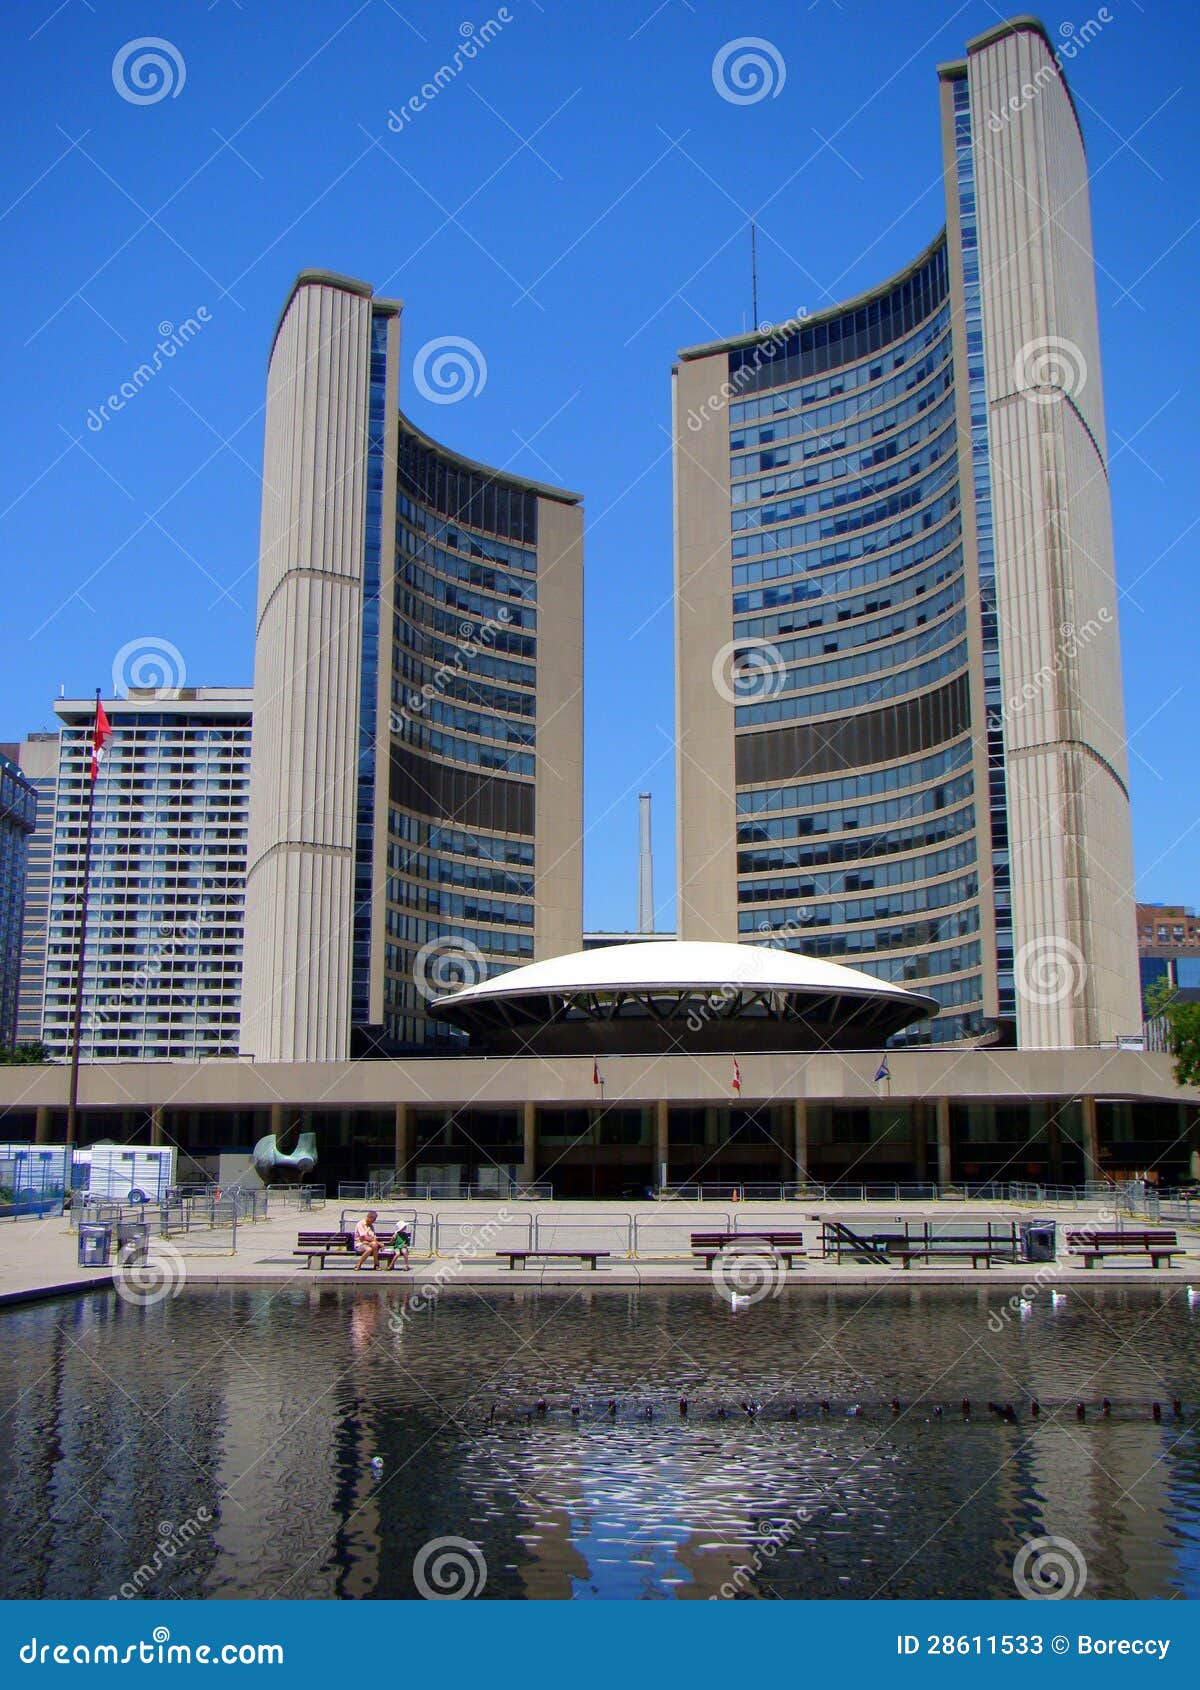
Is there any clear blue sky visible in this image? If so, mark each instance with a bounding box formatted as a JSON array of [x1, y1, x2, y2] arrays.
[[1, 0, 1197, 932]]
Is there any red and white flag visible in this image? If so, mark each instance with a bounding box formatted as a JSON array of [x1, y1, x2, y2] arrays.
[[90, 699, 112, 782], [732, 1056, 741, 1095], [592, 1058, 601, 1087]]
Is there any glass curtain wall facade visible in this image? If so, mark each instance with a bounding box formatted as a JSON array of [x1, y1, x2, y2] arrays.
[[673, 17, 1139, 1049], [723, 241, 985, 1042], [385, 421, 542, 1047], [241, 272, 584, 1063], [41, 691, 251, 1062]]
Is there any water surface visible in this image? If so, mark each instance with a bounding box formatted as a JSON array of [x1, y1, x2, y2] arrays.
[[1, 1284, 1197, 1599]]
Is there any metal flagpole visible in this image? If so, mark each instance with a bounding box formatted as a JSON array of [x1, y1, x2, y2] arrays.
[[65, 689, 101, 1148]]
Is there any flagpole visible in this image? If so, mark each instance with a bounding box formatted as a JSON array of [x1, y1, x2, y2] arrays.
[[65, 689, 101, 1148]]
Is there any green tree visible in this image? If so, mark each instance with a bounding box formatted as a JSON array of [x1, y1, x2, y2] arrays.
[[0, 1041, 51, 1065], [1145, 978, 1200, 1087]]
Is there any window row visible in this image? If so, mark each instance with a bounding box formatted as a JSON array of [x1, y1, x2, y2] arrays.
[[738, 770, 975, 839], [738, 836, 977, 902], [730, 370, 954, 481], [735, 637, 969, 726]]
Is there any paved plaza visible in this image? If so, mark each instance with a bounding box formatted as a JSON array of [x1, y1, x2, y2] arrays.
[[1, 1197, 1197, 1304]]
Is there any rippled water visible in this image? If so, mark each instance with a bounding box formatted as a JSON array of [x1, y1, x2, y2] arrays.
[[1, 1284, 1198, 1600]]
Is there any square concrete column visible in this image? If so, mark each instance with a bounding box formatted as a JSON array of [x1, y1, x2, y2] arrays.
[[521, 1101, 537, 1186], [913, 1101, 927, 1182], [1081, 1094, 1100, 1186], [34, 1106, 53, 1145], [936, 1096, 952, 1190], [791, 1098, 808, 1188], [1046, 1106, 1063, 1184], [655, 1100, 669, 1188], [394, 1103, 410, 1178]]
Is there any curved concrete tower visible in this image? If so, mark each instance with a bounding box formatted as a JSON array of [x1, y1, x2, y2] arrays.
[[242, 271, 584, 1061]]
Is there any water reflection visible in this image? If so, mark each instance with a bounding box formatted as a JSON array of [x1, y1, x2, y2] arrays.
[[0, 1285, 1196, 1599]]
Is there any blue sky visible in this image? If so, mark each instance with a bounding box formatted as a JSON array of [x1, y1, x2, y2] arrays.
[[0, 0, 1197, 932]]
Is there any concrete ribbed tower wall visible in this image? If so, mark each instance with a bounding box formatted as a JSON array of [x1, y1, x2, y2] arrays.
[[241, 273, 394, 1063], [950, 22, 1139, 1044]]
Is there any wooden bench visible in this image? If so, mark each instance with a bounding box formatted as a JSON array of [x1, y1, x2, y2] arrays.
[[1066, 1229, 1180, 1269], [691, 1231, 808, 1269], [877, 1236, 1009, 1270], [497, 1250, 609, 1271], [293, 1229, 409, 1270]]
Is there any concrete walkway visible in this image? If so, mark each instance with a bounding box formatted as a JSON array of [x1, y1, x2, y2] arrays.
[[0, 1198, 1197, 1303]]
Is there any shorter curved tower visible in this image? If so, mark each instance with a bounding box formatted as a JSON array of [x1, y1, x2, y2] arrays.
[[241, 272, 583, 1061]]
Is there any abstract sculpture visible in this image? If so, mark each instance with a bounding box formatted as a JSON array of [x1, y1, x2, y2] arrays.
[[252, 1130, 317, 1184]]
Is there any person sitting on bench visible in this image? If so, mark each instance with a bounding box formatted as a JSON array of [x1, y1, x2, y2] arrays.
[[354, 1211, 383, 1271], [388, 1223, 412, 1271]]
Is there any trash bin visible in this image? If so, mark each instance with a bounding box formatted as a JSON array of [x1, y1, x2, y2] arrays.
[[77, 1223, 112, 1268], [116, 1220, 150, 1266], [1021, 1219, 1057, 1263]]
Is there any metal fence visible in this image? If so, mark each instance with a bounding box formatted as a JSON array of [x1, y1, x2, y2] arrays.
[[338, 1179, 552, 1202]]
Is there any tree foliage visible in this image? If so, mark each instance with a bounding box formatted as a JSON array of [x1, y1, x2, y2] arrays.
[[1145, 978, 1200, 1088], [0, 1041, 51, 1065]]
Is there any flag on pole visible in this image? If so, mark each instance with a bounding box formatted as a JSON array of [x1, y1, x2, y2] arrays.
[[732, 1056, 741, 1095], [592, 1058, 601, 1087], [874, 1056, 890, 1083], [90, 698, 112, 782]]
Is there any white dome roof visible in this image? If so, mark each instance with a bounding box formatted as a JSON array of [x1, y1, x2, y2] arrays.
[[437, 939, 923, 1006]]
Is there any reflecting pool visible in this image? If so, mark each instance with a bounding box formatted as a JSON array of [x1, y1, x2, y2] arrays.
[[1, 1285, 1197, 1599]]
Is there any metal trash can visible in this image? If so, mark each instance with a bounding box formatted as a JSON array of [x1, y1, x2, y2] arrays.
[[116, 1220, 150, 1266], [1021, 1219, 1057, 1264], [77, 1223, 112, 1268]]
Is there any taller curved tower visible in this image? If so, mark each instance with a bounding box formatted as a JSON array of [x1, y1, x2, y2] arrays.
[[242, 271, 583, 1060], [673, 17, 1139, 1048]]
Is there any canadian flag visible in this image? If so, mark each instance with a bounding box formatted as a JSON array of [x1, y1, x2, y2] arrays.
[[732, 1056, 741, 1095], [90, 698, 112, 782]]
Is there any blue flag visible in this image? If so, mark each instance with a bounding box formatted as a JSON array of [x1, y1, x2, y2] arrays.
[[874, 1057, 890, 1083]]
